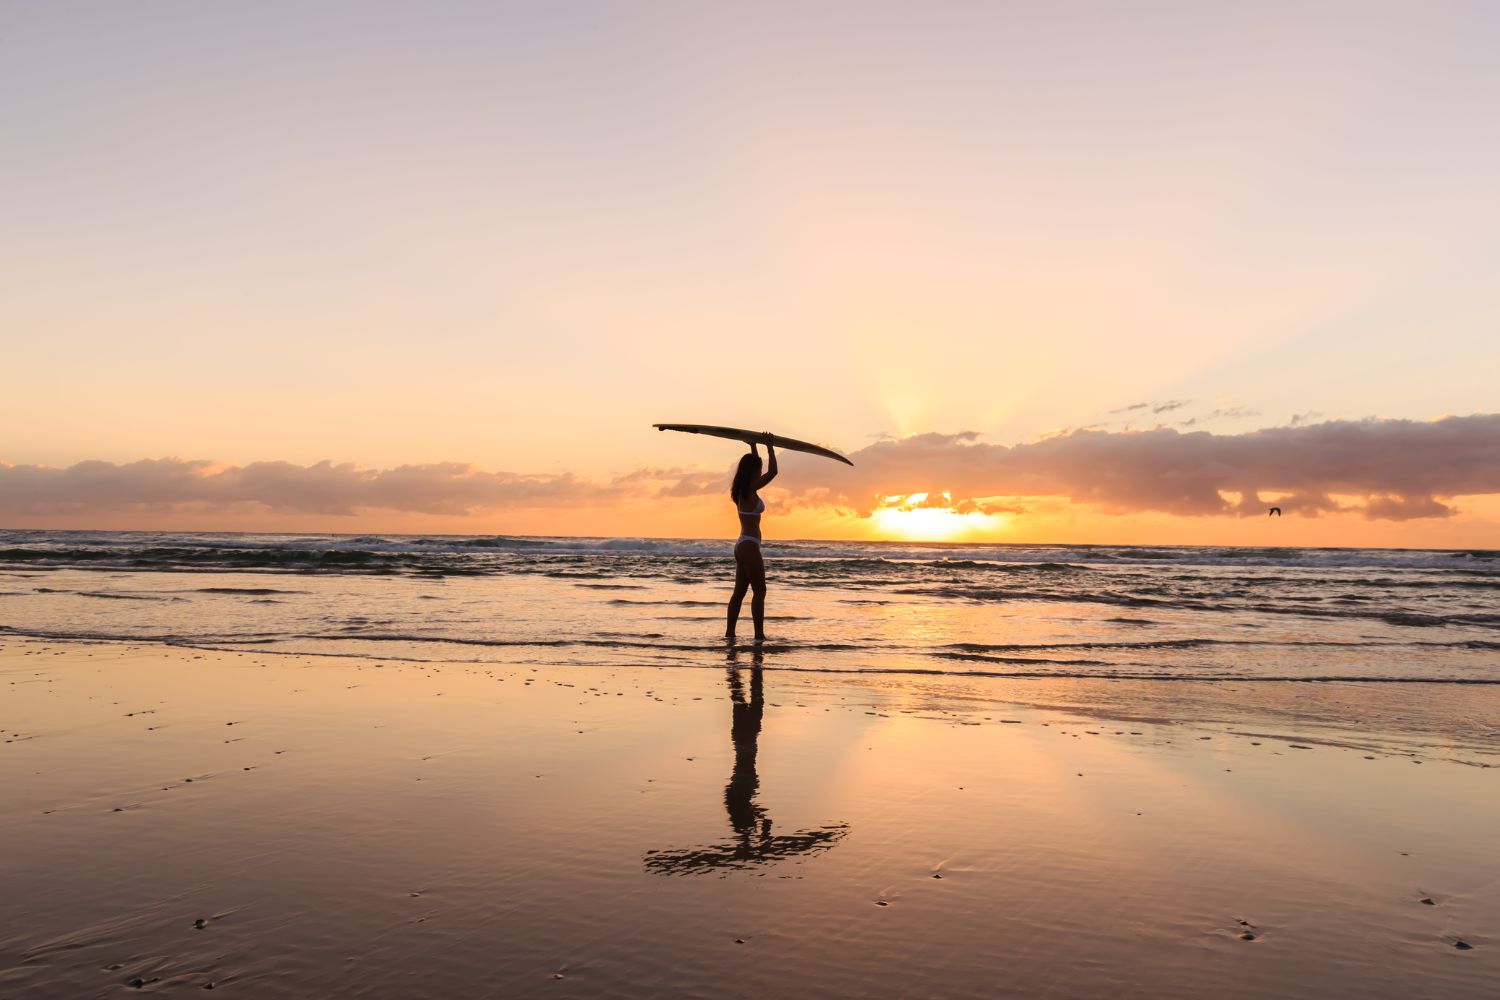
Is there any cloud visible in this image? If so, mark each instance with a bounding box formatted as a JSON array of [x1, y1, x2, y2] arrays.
[[1177, 405, 1259, 428], [4, 414, 1498, 523], [1110, 399, 1191, 416], [0, 458, 643, 517], [784, 414, 1500, 521], [611, 466, 727, 498]]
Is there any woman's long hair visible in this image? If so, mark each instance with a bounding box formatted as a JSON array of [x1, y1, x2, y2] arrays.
[[730, 453, 762, 507]]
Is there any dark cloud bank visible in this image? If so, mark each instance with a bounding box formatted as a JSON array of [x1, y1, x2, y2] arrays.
[[0, 460, 722, 518], [800, 414, 1500, 520], [4, 415, 1497, 522]]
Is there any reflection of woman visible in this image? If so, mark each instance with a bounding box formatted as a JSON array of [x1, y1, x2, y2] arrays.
[[725, 656, 767, 840], [726, 442, 777, 643], [640, 646, 847, 876]]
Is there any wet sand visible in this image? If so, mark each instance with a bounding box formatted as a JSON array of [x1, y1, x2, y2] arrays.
[[2, 637, 1496, 998]]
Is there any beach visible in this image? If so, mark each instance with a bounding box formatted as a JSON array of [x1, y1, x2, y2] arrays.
[[10, 2, 1500, 994], [3, 629, 1496, 998], [3, 533, 1498, 996]]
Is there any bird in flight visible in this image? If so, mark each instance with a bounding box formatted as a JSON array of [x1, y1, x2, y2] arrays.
[[1268, 506, 1282, 517]]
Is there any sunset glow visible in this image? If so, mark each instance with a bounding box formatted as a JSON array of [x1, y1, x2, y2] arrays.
[[869, 504, 1007, 542], [2, 4, 1498, 547]]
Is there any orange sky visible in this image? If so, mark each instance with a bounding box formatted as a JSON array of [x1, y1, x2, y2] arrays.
[[5, 443, 1499, 549], [53, 494, 1495, 550], [9, 495, 1500, 550]]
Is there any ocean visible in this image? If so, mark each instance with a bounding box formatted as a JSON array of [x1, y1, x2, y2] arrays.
[[3, 529, 1497, 685]]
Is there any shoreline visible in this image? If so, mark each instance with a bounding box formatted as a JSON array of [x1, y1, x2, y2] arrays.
[[5, 630, 1498, 765]]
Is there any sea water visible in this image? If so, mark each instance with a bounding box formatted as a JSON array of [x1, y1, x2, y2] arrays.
[[3, 530, 1496, 686]]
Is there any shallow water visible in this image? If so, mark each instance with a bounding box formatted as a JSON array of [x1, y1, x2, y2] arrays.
[[3, 530, 1498, 682]]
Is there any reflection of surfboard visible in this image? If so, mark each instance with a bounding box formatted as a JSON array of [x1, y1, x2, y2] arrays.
[[654, 423, 854, 466]]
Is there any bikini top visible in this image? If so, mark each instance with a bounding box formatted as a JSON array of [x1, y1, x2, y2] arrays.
[[738, 497, 766, 518]]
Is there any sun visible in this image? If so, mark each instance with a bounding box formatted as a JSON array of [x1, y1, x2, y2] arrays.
[[869, 499, 1008, 541]]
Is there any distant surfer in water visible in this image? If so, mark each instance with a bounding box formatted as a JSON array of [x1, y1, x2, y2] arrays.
[[727, 442, 777, 642]]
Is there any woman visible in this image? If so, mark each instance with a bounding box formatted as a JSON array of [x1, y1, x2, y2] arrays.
[[727, 441, 777, 642]]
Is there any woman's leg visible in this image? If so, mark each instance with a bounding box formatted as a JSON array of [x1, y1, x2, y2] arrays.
[[726, 545, 751, 638], [748, 549, 768, 642]]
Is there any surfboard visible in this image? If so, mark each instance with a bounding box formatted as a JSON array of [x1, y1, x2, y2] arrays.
[[653, 423, 854, 466]]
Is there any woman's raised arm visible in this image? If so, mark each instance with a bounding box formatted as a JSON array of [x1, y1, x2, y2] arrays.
[[757, 441, 778, 488]]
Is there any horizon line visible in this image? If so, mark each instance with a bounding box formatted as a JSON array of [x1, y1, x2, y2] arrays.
[[3, 525, 1495, 555]]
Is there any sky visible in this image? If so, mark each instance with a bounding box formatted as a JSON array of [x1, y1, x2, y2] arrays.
[[3, 2, 1499, 546]]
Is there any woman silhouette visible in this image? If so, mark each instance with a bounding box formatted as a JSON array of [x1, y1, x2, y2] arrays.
[[726, 441, 777, 642]]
